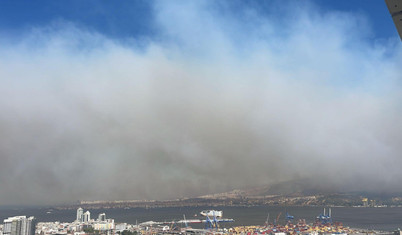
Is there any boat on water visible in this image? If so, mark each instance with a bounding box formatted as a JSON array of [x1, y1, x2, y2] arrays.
[[200, 210, 223, 218]]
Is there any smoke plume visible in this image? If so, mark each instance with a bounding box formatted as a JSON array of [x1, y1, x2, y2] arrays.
[[0, 1, 401, 205]]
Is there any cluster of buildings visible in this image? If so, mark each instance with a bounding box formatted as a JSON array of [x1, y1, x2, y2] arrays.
[[361, 198, 384, 208], [0, 208, 135, 235], [1, 216, 36, 235], [36, 208, 118, 235], [75, 208, 111, 227]]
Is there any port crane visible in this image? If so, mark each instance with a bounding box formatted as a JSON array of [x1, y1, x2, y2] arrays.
[[316, 208, 332, 224], [264, 213, 270, 227], [274, 212, 282, 225]]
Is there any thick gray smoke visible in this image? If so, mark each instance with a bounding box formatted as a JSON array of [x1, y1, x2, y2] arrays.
[[0, 1, 402, 205]]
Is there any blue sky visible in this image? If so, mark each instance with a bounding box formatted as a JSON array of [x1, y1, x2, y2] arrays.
[[311, 0, 396, 39], [0, 0, 398, 42]]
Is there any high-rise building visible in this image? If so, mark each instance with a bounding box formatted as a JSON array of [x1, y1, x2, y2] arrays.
[[83, 211, 91, 223], [25, 217, 36, 235], [76, 208, 84, 222], [3, 217, 14, 235], [2, 216, 36, 235], [98, 213, 106, 222]]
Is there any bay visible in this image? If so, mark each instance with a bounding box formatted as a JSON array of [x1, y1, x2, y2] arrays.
[[1, 206, 402, 232]]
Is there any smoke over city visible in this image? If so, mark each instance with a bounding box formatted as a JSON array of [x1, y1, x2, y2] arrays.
[[0, 1, 401, 205]]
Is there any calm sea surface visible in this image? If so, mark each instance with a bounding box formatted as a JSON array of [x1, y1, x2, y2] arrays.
[[1, 206, 402, 231]]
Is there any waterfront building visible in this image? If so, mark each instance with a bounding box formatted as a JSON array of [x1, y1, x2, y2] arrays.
[[24, 217, 35, 235], [362, 197, 369, 207], [76, 208, 84, 222], [97, 213, 106, 222], [370, 199, 377, 207], [2, 216, 36, 235], [82, 211, 90, 223]]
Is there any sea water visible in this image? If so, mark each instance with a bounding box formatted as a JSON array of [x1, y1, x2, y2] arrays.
[[1, 206, 401, 231]]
